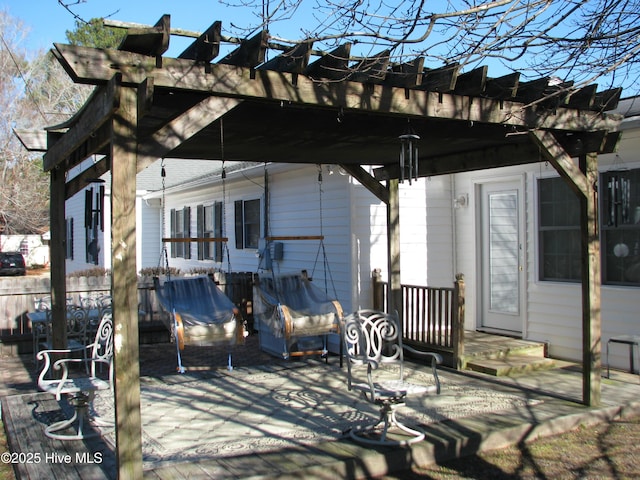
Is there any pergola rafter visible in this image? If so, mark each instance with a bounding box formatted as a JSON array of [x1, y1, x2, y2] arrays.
[[16, 14, 625, 478]]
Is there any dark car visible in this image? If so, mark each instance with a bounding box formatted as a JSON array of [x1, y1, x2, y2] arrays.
[[0, 252, 26, 276]]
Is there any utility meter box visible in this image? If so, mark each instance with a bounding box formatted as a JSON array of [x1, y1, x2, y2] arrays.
[[270, 241, 284, 261]]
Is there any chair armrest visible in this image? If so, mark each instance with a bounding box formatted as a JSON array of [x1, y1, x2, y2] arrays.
[[37, 346, 93, 399], [402, 345, 443, 364], [402, 345, 442, 394]]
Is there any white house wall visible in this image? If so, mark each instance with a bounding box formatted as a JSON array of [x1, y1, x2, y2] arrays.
[[423, 175, 455, 287], [452, 126, 640, 370], [158, 163, 457, 316], [64, 189, 100, 273], [65, 187, 160, 275], [136, 196, 162, 272], [349, 169, 387, 310], [267, 166, 352, 308], [349, 172, 456, 308]]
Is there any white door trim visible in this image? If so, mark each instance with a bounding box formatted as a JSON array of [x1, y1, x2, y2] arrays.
[[474, 174, 527, 335]]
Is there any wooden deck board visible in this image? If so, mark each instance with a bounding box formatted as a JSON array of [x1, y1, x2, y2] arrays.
[[1, 392, 116, 479]]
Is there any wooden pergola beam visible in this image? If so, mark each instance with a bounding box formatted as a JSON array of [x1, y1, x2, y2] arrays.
[[65, 155, 110, 200], [349, 49, 390, 84], [418, 64, 460, 92], [384, 57, 425, 88], [454, 65, 487, 96], [178, 20, 221, 62], [374, 142, 543, 180], [304, 43, 352, 81], [137, 96, 243, 172], [257, 41, 314, 74], [43, 74, 120, 172], [339, 164, 389, 204], [485, 72, 520, 99], [528, 130, 588, 197], [118, 14, 170, 57], [13, 129, 48, 151], [52, 44, 623, 133], [219, 30, 268, 68]]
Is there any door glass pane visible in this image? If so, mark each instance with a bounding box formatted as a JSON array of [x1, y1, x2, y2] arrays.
[[489, 192, 519, 314]]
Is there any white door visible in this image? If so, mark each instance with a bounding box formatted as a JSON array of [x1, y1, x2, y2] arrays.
[[479, 181, 523, 334]]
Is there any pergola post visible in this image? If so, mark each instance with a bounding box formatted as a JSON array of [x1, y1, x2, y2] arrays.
[[49, 164, 67, 349], [529, 130, 602, 406], [387, 178, 402, 319], [111, 85, 143, 478], [580, 152, 601, 407]]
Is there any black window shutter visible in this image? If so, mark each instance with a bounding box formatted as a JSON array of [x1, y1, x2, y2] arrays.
[[235, 200, 244, 249], [170, 209, 176, 258], [197, 204, 204, 260], [184, 206, 191, 259]]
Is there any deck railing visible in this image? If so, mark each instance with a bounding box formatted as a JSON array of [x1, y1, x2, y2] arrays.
[[372, 269, 466, 369]]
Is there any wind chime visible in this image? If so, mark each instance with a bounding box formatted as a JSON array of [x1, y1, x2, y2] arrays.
[[84, 179, 105, 264], [84, 179, 105, 232], [399, 121, 419, 184]]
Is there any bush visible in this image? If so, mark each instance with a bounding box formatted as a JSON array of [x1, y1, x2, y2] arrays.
[[187, 267, 220, 276], [139, 266, 181, 277], [67, 267, 111, 278]]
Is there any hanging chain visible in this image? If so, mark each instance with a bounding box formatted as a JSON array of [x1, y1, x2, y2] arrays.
[[158, 159, 170, 275], [313, 164, 337, 297], [220, 120, 231, 272]]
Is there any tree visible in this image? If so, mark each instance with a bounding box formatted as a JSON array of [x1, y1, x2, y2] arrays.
[[55, 1, 637, 95], [0, 10, 121, 236], [218, 0, 639, 97], [0, 10, 50, 235], [65, 17, 125, 49]]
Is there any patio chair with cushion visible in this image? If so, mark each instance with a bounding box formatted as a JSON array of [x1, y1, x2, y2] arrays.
[[36, 311, 114, 440], [342, 309, 442, 446]]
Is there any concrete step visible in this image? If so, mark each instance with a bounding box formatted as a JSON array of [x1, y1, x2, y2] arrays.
[[466, 353, 557, 376]]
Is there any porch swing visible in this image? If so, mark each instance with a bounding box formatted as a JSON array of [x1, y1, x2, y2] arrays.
[[153, 130, 244, 372], [253, 165, 343, 360]]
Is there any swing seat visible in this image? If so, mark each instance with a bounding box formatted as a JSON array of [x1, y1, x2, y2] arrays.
[[154, 275, 244, 346], [253, 271, 342, 359]]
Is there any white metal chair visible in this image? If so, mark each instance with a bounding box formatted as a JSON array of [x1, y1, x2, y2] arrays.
[[36, 312, 114, 440], [342, 309, 442, 446]]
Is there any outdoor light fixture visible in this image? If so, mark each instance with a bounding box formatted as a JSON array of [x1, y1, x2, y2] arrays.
[[399, 123, 419, 184]]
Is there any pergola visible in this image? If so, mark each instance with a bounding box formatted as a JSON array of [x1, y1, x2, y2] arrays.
[[22, 14, 623, 478]]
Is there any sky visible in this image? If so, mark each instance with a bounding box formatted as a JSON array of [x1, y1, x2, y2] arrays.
[[1, 1, 636, 97], [1, 0, 273, 56]]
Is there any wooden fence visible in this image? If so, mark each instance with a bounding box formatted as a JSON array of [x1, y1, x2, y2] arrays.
[[371, 269, 466, 369], [0, 272, 256, 355]]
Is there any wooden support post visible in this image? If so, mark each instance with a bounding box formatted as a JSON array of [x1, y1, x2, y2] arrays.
[[111, 85, 143, 478], [49, 164, 67, 350], [452, 273, 465, 370], [387, 179, 402, 319], [580, 153, 602, 407], [530, 130, 602, 406]]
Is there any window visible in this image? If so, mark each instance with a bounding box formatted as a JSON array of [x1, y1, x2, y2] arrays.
[[170, 207, 191, 259], [601, 169, 640, 286], [20, 240, 29, 257], [234, 199, 260, 249], [65, 218, 74, 260], [197, 202, 223, 262], [538, 177, 581, 282]]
